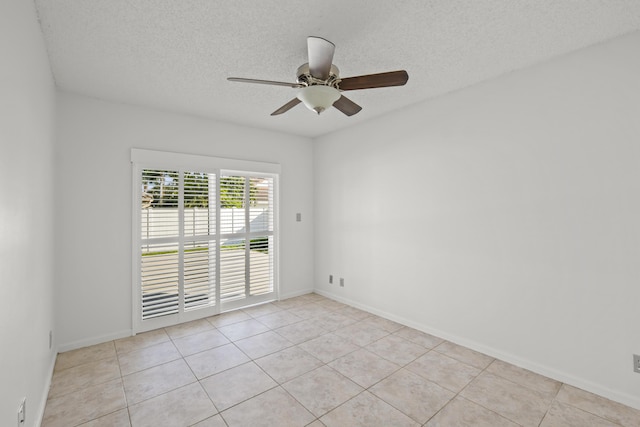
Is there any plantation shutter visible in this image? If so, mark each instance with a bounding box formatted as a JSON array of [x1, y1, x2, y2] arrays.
[[183, 172, 217, 311], [219, 175, 275, 302], [247, 176, 274, 296], [219, 176, 247, 300], [132, 149, 279, 332], [140, 170, 180, 319]]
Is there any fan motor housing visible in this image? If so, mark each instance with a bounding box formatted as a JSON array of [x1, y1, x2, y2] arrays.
[[296, 63, 341, 88]]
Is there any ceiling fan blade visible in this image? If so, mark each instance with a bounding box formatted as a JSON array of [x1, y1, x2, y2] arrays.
[[338, 70, 409, 91], [271, 98, 302, 116], [333, 95, 362, 116], [228, 77, 304, 88], [307, 36, 335, 80]]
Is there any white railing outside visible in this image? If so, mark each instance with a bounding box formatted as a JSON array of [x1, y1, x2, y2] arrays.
[[141, 207, 270, 239]]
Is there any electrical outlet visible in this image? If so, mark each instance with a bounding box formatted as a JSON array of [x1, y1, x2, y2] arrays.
[[634, 354, 640, 373], [49, 330, 53, 349], [296, 213, 302, 222], [17, 397, 25, 426], [329, 275, 333, 284], [340, 278, 344, 287]]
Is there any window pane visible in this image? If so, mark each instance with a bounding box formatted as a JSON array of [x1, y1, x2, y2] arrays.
[[249, 177, 273, 233], [184, 172, 215, 237], [220, 175, 246, 235], [141, 170, 179, 239]]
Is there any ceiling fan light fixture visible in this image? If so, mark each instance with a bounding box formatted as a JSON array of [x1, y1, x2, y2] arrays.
[[297, 85, 340, 114], [228, 37, 408, 116]]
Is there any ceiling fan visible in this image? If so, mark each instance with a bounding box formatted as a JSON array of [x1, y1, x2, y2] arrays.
[[227, 36, 409, 117]]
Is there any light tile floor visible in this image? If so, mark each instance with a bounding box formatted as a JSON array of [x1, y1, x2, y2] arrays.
[[42, 293, 640, 427]]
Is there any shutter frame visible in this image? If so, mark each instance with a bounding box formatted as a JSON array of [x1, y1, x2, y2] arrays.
[[132, 149, 279, 333]]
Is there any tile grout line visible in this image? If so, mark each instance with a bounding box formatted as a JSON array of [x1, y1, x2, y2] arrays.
[[45, 298, 384, 426], [212, 300, 340, 424], [541, 388, 626, 427], [173, 329, 222, 423], [194, 304, 334, 425], [258, 313, 407, 424], [46, 294, 638, 427], [421, 358, 506, 427], [51, 298, 454, 425], [208, 304, 384, 425], [112, 339, 134, 427]]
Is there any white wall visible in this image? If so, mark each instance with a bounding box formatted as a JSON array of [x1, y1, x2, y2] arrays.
[[0, 0, 56, 426], [55, 93, 314, 349], [314, 32, 640, 409]]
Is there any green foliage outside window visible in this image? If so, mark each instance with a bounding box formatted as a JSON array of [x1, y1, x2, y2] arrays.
[[142, 171, 258, 209]]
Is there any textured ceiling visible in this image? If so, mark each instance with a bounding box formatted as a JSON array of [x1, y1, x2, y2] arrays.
[[34, 0, 640, 138]]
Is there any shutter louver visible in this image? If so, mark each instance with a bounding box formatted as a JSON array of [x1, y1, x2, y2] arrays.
[[184, 241, 215, 310], [141, 242, 179, 319], [249, 236, 272, 295], [220, 238, 246, 301]]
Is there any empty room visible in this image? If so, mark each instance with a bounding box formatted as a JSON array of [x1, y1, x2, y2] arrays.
[[2, 0, 640, 426]]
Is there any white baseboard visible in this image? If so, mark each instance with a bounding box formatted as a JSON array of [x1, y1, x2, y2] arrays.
[[314, 289, 640, 411], [57, 329, 132, 353], [35, 349, 57, 427], [279, 287, 314, 300], [58, 291, 315, 353]]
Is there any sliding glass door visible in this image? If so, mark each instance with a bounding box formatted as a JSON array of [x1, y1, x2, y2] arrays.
[[132, 151, 278, 333]]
